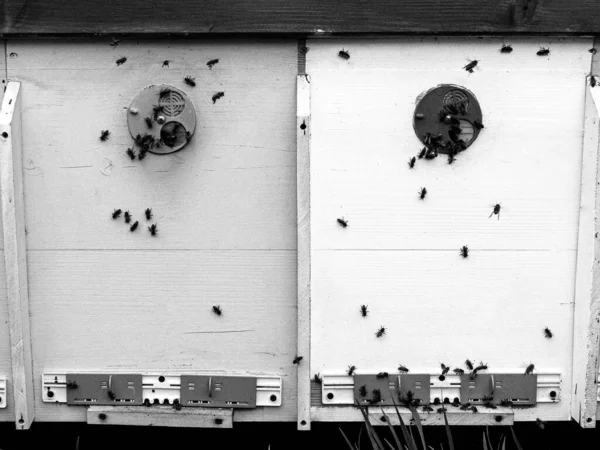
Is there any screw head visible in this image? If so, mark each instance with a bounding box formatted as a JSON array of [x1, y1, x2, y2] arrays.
[[156, 115, 167, 124]]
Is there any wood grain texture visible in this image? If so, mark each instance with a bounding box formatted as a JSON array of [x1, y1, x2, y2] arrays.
[[0, 82, 34, 429], [296, 74, 311, 431], [28, 250, 297, 422], [87, 406, 233, 428], [571, 85, 600, 428], [307, 38, 589, 423], [6, 39, 297, 250], [4, 0, 600, 34]]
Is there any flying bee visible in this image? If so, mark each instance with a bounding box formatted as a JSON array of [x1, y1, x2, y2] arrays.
[[441, 364, 450, 377], [148, 224, 158, 236], [473, 119, 484, 130], [536, 418, 546, 430], [184, 76, 196, 87], [460, 246, 469, 258], [338, 49, 350, 60], [418, 147, 427, 159], [130, 221, 139, 232], [207, 58, 220, 69], [162, 60, 170, 67], [144, 117, 153, 128], [524, 363, 535, 375], [359, 304, 369, 317], [422, 405, 434, 412], [124, 211, 131, 224], [359, 384, 367, 396], [212, 92, 225, 104], [453, 368, 464, 375], [537, 47, 550, 56], [418, 187, 427, 200], [347, 365, 356, 376], [116, 57, 127, 66], [408, 157, 416, 169], [397, 365, 409, 374], [212, 305, 222, 316], [376, 372, 388, 379], [293, 355, 303, 364], [465, 359, 474, 371], [463, 60, 479, 73], [112, 209, 122, 219], [489, 203, 501, 219], [337, 217, 349, 228], [544, 327, 553, 338], [313, 373, 322, 384], [590, 48, 597, 55], [109, 38, 121, 49], [99, 130, 110, 141], [500, 44, 513, 53], [375, 326, 386, 338], [126, 148, 136, 160], [370, 389, 382, 404]]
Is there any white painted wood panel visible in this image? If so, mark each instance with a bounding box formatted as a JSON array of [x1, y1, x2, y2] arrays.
[[28, 250, 297, 422], [7, 39, 297, 250], [306, 37, 590, 422]]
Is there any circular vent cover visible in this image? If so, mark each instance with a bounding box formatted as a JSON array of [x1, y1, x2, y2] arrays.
[[127, 84, 196, 155]]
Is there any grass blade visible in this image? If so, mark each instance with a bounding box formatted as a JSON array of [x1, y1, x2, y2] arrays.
[[355, 399, 384, 450], [485, 426, 493, 450], [441, 407, 454, 450], [483, 433, 489, 450], [408, 405, 427, 450], [390, 395, 418, 450], [358, 423, 364, 450], [510, 426, 524, 450], [499, 434, 506, 450], [384, 438, 397, 450], [381, 407, 403, 450], [339, 428, 358, 450]]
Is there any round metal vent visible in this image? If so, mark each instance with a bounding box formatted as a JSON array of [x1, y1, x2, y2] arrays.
[[413, 84, 482, 155], [127, 84, 196, 155]]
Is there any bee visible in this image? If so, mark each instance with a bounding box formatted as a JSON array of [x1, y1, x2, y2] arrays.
[[448, 153, 456, 165], [162, 60, 170, 67], [397, 365, 409, 374], [408, 157, 416, 169], [124, 211, 131, 224], [544, 327, 553, 338], [337, 217, 349, 228], [591, 76, 598, 88], [148, 224, 158, 236], [359, 385, 367, 397], [100, 130, 110, 141], [590, 48, 597, 55], [489, 203, 501, 219], [109, 38, 121, 49], [500, 399, 513, 407], [453, 368, 465, 375], [473, 119, 484, 130], [144, 117, 153, 129], [359, 305, 369, 317], [465, 359, 474, 371], [112, 209, 122, 219], [418, 147, 427, 159], [375, 326, 386, 338], [212, 305, 222, 316], [207, 58, 220, 69], [376, 372, 388, 379], [130, 221, 139, 232], [145, 208, 153, 220], [152, 105, 165, 120], [471, 364, 487, 380], [66, 381, 78, 390], [482, 394, 494, 403], [108, 390, 116, 401], [459, 402, 471, 411], [347, 365, 356, 376], [370, 389, 382, 404], [437, 407, 447, 413], [313, 373, 322, 384], [116, 57, 127, 66], [536, 418, 546, 430], [463, 60, 479, 73], [293, 355, 303, 364], [470, 405, 478, 413], [460, 246, 469, 258], [425, 149, 438, 160], [184, 76, 196, 87], [418, 187, 427, 200], [537, 47, 550, 56], [422, 405, 434, 412], [126, 148, 136, 160], [212, 92, 225, 104], [159, 88, 172, 99], [138, 149, 147, 161], [338, 49, 350, 60], [173, 399, 181, 411], [500, 44, 513, 53], [524, 363, 535, 375], [441, 364, 450, 377]]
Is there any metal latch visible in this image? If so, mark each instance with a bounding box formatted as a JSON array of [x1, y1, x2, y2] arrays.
[[0, 376, 6, 408]]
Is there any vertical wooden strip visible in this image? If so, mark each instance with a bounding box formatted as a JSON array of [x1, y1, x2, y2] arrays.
[[297, 74, 311, 431], [571, 80, 600, 428], [0, 82, 34, 429]]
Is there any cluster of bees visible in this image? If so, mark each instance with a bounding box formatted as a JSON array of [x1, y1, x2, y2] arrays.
[[111, 207, 157, 236]]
